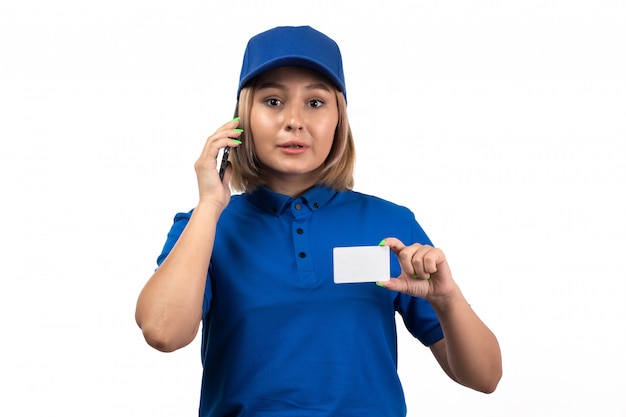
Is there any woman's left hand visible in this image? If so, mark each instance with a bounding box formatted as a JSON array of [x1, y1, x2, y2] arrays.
[[378, 237, 458, 301]]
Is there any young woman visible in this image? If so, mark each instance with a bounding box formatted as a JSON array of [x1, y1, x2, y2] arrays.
[[136, 25, 502, 417]]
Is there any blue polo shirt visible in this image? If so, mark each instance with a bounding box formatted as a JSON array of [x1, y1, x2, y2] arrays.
[[157, 185, 443, 417]]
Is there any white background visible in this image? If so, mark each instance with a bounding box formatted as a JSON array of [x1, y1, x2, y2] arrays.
[[1, 1, 625, 415]]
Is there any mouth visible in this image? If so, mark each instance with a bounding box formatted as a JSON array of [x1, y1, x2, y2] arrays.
[[278, 141, 308, 149], [278, 141, 308, 154]]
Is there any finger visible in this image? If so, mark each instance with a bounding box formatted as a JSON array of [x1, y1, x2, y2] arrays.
[[221, 118, 244, 143], [412, 246, 443, 280], [376, 277, 421, 297], [381, 237, 422, 280], [376, 279, 401, 292], [410, 245, 431, 279], [215, 116, 241, 134], [197, 125, 243, 170], [379, 237, 406, 255], [423, 247, 443, 274], [209, 127, 244, 152]]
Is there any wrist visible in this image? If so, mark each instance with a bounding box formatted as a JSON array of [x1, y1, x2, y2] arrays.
[[427, 285, 466, 315], [195, 198, 226, 216]]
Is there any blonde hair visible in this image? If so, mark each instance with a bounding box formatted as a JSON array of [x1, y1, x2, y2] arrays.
[[229, 85, 355, 193]]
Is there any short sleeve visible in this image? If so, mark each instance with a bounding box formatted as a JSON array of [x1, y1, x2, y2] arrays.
[[155, 210, 212, 317], [156, 210, 193, 267], [395, 294, 444, 346], [394, 210, 444, 346]]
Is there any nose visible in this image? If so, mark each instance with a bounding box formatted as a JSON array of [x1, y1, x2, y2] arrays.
[[285, 103, 303, 131]]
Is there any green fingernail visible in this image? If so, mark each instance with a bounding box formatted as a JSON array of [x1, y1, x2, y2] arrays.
[[230, 117, 240, 122], [231, 139, 242, 145], [376, 281, 386, 288], [233, 128, 244, 133], [378, 239, 386, 246], [412, 274, 419, 279], [424, 275, 431, 280]]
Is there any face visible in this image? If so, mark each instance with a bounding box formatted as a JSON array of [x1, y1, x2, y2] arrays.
[[249, 66, 339, 195]]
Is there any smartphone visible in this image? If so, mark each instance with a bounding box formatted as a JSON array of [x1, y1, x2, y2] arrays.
[[218, 146, 231, 182], [220, 107, 239, 182]]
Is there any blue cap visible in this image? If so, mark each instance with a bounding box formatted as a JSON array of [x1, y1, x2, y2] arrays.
[[237, 26, 346, 100]]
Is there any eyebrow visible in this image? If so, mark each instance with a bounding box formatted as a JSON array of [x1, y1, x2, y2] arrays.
[[256, 81, 332, 93]]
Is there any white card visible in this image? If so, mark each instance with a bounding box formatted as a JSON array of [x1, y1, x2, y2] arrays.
[[333, 245, 390, 284]]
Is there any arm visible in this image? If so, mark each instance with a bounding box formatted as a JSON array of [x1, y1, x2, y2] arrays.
[[135, 118, 243, 352], [428, 289, 502, 393], [379, 238, 502, 393], [135, 202, 222, 352]]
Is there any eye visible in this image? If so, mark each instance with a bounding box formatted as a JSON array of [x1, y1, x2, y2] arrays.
[[308, 99, 324, 108], [264, 97, 282, 107]]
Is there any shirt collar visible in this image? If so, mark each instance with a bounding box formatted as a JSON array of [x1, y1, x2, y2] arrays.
[[244, 185, 337, 215]]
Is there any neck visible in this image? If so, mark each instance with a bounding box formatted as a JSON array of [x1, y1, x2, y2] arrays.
[[264, 173, 320, 198]]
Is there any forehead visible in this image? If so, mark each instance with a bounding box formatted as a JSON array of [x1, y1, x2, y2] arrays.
[[255, 66, 334, 89]]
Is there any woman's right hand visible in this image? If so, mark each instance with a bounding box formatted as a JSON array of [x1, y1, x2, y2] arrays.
[[136, 118, 243, 352], [194, 117, 243, 210]]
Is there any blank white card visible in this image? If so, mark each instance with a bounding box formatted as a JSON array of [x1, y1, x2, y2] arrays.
[[333, 245, 390, 284]]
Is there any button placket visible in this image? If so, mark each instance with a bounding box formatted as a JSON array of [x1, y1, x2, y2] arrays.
[[291, 199, 314, 274]]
